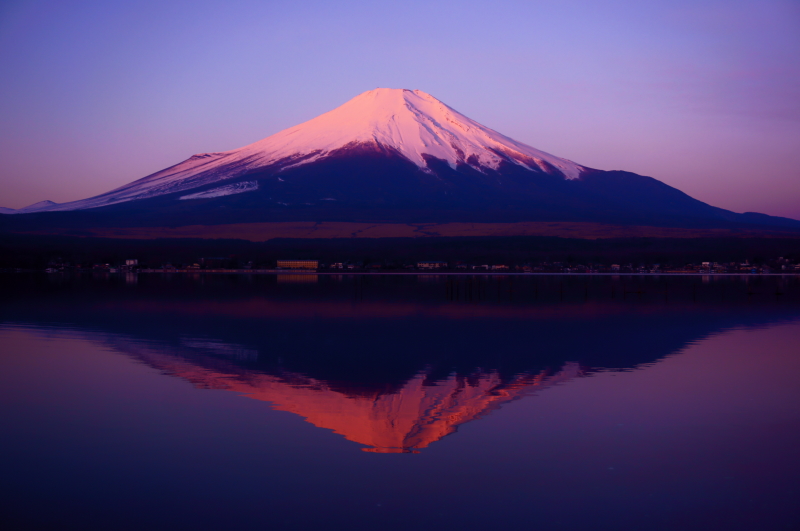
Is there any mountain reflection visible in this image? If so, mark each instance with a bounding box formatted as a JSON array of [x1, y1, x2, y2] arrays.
[[2, 273, 799, 452], [111, 335, 584, 452]]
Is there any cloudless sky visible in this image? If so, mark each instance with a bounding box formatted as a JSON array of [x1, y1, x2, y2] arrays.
[[1, 0, 798, 218]]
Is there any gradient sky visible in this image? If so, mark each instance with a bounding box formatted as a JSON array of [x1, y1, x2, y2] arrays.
[[1, 0, 798, 218]]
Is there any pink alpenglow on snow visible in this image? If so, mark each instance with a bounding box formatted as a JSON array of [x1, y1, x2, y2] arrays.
[[237, 88, 585, 179]]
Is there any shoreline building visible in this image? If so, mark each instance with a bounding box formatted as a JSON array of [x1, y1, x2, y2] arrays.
[[277, 260, 319, 270]]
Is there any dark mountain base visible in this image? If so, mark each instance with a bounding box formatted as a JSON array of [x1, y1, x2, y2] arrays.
[[13, 220, 800, 241], [3, 148, 799, 231]]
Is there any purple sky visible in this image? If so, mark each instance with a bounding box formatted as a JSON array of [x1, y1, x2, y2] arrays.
[[1, 0, 798, 219]]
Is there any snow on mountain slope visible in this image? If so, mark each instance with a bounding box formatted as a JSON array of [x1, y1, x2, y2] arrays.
[[179, 181, 258, 200], [236, 88, 586, 178], [24, 89, 587, 213]]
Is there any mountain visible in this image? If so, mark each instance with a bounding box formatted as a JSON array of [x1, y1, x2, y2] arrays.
[[3, 88, 799, 231], [2, 200, 59, 214]]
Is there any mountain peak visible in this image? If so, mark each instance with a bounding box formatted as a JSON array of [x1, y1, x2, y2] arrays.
[[237, 88, 585, 179]]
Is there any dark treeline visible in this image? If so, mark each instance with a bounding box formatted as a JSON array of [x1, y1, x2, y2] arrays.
[[3, 232, 800, 269]]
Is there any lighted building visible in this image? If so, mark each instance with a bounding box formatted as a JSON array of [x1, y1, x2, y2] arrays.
[[277, 260, 319, 270]]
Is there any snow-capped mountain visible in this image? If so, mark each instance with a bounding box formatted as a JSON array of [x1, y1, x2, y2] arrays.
[[11, 89, 586, 213], [3, 88, 799, 230]]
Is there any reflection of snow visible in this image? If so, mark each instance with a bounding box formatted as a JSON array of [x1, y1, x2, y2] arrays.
[[179, 181, 258, 200], [27, 326, 586, 453], [119, 336, 585, 453], [180, 338, 259, 361]]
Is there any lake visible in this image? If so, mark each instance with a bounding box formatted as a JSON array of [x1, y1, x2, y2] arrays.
[[1, 273, 799, 530]]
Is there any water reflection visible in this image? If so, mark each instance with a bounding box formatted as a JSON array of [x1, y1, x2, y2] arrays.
[[3, 274, 800, 530], [109, 333, 585, 453], [179, 337, 259, 361], [3, 273, 799, 454], [277, 273, 318, 283]]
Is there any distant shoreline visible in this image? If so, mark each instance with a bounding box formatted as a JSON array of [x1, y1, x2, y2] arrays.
[[7, 269, 797, 277]]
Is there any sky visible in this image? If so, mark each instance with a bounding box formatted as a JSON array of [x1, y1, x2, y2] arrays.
[[1, 0, 798, 218]]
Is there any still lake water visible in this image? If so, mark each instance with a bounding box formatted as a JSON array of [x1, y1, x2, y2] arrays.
[[1, 273, 799, 530]]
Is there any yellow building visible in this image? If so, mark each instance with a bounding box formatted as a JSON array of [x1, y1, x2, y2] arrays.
[[277, 260, 319, 270]]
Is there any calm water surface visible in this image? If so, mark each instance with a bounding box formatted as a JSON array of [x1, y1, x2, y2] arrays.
[[1, 274, 799, 530]]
